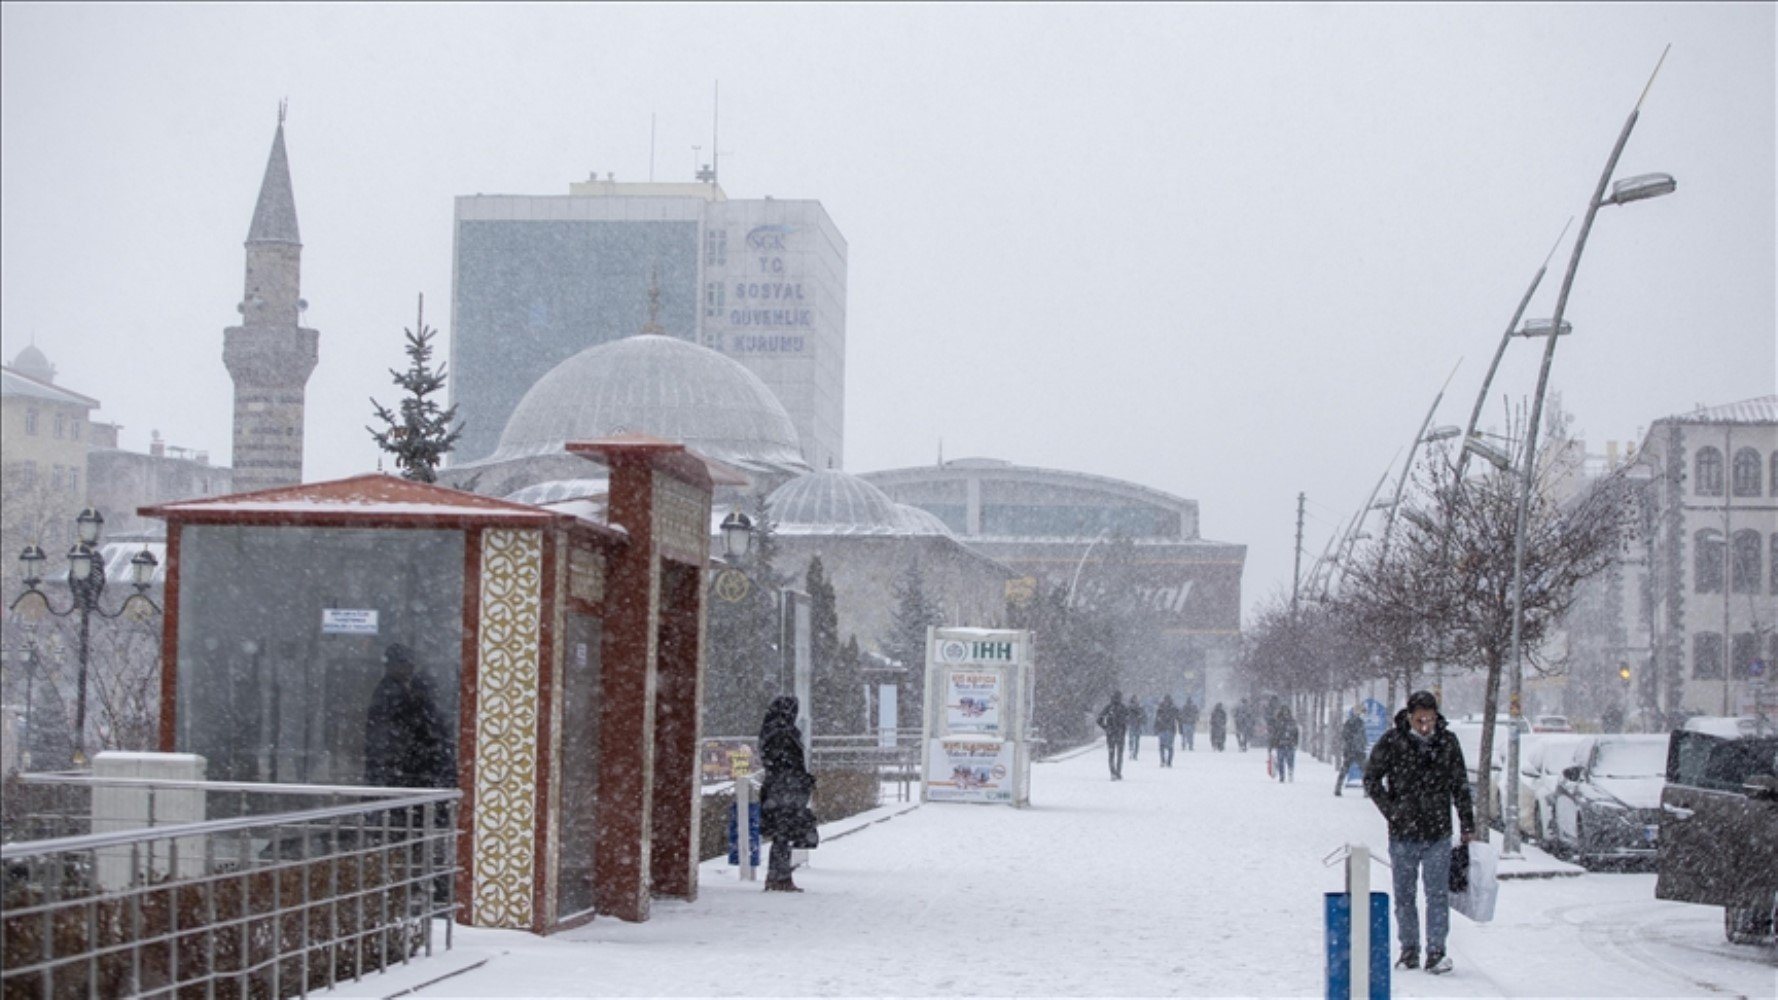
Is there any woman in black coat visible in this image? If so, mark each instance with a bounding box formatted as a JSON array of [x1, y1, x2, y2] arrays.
[[758, 695, 817, 892]]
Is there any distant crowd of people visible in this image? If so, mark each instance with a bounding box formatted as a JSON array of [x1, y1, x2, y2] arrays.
[[1095, 691, 1281, 779]]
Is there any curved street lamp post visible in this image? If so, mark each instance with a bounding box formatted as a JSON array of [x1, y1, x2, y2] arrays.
[[9, 509, 162, 766], [1501, 51, 1676, 855]]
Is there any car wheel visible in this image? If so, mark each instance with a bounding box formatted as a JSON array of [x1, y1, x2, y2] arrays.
[[1723, 906, 1775, 945]]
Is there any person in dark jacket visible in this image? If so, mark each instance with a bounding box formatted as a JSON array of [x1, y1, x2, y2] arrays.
[[1126, 697, 1146, 760], [759, 695, 817, 892], [1209, 703, 1228, 752], [364, 643, 454, 788], [1335, 705, 1369, 796], [1269, 706, 1300, 781], [1181, 698, 1200, 751], [1096, 691, 1128, 780], [1152, 695, 1180, 767], [1364, 690, 1476, 975], [1233, 698, 1255, 752]]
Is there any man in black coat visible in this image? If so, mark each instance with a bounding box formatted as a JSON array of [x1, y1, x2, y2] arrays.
[[1096, 691, 1128, 780], [1364, 690, 1476, 976]]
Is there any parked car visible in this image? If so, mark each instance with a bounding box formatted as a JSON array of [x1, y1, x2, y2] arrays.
[[1549, 733, 1667, 868], [1449, 719, 1521, 826], [1533, 715, 1574, 733], [1656, 722, 1778, 944], [1504, 733, 1586, 843]]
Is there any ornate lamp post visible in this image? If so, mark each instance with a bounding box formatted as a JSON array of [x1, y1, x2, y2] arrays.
[[9, 509, 162, 766]]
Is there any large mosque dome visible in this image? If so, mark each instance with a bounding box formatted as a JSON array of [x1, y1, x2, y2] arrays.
[[485, 335, 809, 478], [768, 470, 953, 537]]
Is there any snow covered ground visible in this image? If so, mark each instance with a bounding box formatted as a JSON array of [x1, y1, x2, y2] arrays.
[[337, 739, 1775, 998]]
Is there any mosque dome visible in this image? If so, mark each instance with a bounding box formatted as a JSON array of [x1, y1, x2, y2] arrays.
[[768, 470, 950, 536], [11, 344, 55, 384], [894, 503, 955, 537], [487, 335, 808, 476]]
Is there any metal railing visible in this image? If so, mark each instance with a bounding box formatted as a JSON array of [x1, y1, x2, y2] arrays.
[[1, 774, 459, 999]]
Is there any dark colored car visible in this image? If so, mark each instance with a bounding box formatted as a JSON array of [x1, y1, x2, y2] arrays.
[[1655, 726, 1778, 944], [1549, 734, 1667, 868]]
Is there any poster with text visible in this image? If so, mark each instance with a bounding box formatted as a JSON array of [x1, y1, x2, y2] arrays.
[[927, 737, 1014, 803], [944, 669, 1003, 734]]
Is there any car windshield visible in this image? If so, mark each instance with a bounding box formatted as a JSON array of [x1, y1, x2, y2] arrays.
[[1593, 740, 1666, 778]]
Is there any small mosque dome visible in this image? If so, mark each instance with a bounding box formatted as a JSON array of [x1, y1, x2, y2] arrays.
[[487, 335, 807, 476], [11, 344, 56, 384], [769, 470, 950, 536]]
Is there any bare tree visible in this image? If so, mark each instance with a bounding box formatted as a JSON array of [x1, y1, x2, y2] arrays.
[[1339, 443, 1635, 832]]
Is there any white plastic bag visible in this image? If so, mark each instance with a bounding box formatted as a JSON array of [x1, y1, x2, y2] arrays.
[[1449, 838, 1498, 922]]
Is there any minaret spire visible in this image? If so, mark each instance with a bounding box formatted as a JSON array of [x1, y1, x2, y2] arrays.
[[224, 107, 319, 492]]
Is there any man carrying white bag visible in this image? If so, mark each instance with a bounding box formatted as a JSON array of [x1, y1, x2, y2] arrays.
[[1364, 690, 1478, 975]]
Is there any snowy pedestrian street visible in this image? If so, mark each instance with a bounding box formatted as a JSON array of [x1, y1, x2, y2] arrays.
[[349, 743, 1775, 998]]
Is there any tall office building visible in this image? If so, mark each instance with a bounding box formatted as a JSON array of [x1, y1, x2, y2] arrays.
[[449, 178, 847, 472], [222, 109, 318, 492]]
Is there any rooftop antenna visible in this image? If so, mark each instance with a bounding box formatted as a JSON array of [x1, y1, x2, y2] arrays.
[[649, 112, 656, 183], [712, 81, 719, 185], [278, 98, 287, 126]]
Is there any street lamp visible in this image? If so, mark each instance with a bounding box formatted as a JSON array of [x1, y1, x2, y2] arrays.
[[8, 509, 162, 766], [1501, 49, 1676, 856], [720, 509, 754, 559]]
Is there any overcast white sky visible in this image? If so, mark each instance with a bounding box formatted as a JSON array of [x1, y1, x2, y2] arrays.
[[2, 3, 1772, 620]]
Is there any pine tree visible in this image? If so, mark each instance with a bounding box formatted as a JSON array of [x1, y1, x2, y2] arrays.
[[368, 294, 463, 483], [882, 560, 943, 729], [806, 555, 855, 734]]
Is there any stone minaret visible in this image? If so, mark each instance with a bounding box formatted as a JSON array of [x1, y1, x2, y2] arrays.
[[223, 105, 318, 492]]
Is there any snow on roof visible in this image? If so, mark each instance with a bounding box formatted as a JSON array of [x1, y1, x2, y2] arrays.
[[1654, 394, 1778, 426], [142, 473, 556, 522], [1, 365, 99, 408]]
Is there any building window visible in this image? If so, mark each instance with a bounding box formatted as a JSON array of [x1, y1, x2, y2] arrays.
[[1771, 451, 1778, 497], [53, 411, 65, 439], [1732, 447, 1762, 496], [704, 228, 727, 267], [67, 467, 78, 497], [51, 465, 64, 492], [704, 281, 725, 318], [1732, 529, 1762, 593], [70, 418, 80, 442], [1731, 632, 1759, 680], [1694, 447, 1723, 496], [1694, 529, 1724, 593], [1771, 533, 1778, 594], [26, 408, 39, 435], [1692, 631, 1724, 680]]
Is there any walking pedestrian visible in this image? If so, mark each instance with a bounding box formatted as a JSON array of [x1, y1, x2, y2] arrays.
[[759, 694, 818, 892], [1335, 705, 1368, 796], [364, 643, 454, 789], [1152, 695, 1180, 767], [1270, 706, 1299, 782], [1364, 690, 1476, 975], [1096, 691, 1128, 780], [1126, 697, 1146, 760], [1209, 702, 1228, 752], [1181, 698, 1199, 751], [1233, 698, 1254, 752]]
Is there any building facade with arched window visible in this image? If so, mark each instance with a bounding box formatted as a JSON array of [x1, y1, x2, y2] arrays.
[[1631, 394, 1778, 719]]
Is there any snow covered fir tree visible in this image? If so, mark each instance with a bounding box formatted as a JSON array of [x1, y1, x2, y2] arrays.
[[368, 294, 463, 483]]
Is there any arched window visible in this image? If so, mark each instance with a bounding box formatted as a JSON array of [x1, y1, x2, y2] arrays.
[[1771, 533, 1778, 594], [1732, 530, 1762, 593], [1732, 448, 1762, 496], [1693, 632, 1724, 680], [1694, 447, 1723, 496], [1694, 529, 1724, 593], [1771, 451, 1778, 496]]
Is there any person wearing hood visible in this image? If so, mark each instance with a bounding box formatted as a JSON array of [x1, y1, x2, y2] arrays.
[[1336, 704, 1369, 796], [758, 695, 817, 892], [1126, 696, 1147, 760], [1209, 702, 1228, 752], [1364, 690, 1476, 975], [1095, 691, 1128, 780], [364, 642, 454, 788], [1151, 695, 1181, 767]]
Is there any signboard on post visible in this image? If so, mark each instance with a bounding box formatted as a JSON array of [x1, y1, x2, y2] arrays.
[[920, 627, 1034, 806]]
